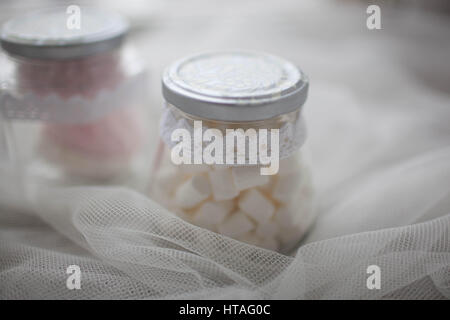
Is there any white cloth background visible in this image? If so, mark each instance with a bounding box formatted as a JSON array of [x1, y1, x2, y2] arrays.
[[1, 0, 450, 299]]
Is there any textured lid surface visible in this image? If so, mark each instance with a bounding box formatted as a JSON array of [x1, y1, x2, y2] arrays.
[[0, 7, 128, 59], [162, 51, 308, 122]]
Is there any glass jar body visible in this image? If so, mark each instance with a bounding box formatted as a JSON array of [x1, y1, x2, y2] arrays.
[[0, 46, 149, 188], [150, 104, 315, 253]]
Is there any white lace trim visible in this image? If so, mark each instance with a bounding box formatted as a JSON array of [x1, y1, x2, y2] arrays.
[[159, 105, 307, 162], [0, 71, 147, 124]]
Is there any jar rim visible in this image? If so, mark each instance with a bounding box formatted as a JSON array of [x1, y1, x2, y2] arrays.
[[0, 6, 128, 60], [162, 50, 309, 122]]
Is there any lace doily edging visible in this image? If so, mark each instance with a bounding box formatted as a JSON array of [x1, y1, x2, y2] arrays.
[[159, 106, 307, 163]]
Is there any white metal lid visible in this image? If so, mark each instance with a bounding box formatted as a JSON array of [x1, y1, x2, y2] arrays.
[[162, 51, 309, 122], [0, 7, 128, 59]]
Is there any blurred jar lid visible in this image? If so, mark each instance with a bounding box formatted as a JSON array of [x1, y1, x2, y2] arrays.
[[162, 51, 309, 122], [0, 6, 129, 60]]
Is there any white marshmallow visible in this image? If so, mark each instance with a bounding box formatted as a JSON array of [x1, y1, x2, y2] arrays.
[[255, 220, 280, 238], [231, 166, 270, 191], [172, 208, 194, 223], [301, 181, 314, 199], [174, 174, 211, 209], [237, 232, 261, 246], [275, 190, 315, 231], [278, 155, 301, 176], [257, 175, 276, 194], [212, 163, 232, 170], [208, 168, 239, 200], [193, 201, 232, 228], [272, 173, 301, 203], [218, 199, 236, 212], [218, 211, 255, 238], [296, 188, 314, 216], [238, 189, 275, 224], [180, 163, 211, 174], [295, 198, 315, 233], [259, 237, 279, 251], [154, 166, 185, 195], [274, 205, 299, 228], [299, 167, 314, 198]]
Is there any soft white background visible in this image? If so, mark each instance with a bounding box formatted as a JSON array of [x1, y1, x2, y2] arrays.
[[0, 0, 449, 299]]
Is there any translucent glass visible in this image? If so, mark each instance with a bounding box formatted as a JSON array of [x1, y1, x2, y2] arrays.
[[150, 104, 315, 253], [0, 46, 148, 187]]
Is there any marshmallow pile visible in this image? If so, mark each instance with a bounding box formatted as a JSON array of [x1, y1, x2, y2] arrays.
[[40, 107, 144, 180], [152, 152, 314, 253], [23, 54, 144, 181]]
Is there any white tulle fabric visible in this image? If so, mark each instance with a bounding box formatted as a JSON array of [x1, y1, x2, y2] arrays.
[[1, 0, 450, 300]]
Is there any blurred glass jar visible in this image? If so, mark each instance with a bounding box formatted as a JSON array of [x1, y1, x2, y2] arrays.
[[0, 8, 149, 187], [150, 51, 315, 253]]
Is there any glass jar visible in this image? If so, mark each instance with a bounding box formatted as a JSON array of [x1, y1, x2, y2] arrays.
[[0, 7, 149, 188], [150, 51, 315, 253]]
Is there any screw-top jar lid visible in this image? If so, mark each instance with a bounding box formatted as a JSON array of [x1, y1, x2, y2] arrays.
[[0, 7, 128, 60], [162, 51, 309, 122]]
